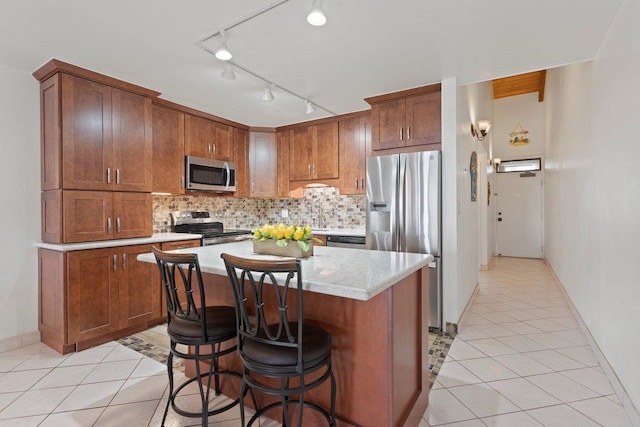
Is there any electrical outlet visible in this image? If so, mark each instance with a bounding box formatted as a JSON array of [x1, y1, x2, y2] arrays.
[[281, 209, 289, 218]]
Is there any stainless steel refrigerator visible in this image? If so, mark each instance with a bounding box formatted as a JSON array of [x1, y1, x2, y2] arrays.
[[366, 151, 442, 330]]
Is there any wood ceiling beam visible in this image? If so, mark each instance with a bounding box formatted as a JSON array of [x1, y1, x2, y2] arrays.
[[538, 70, 546, 102]]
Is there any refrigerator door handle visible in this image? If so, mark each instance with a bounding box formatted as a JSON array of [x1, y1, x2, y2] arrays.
[[397, 156, 406, 252]]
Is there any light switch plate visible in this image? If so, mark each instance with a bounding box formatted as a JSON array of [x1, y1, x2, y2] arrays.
[[281, 209, 289, 218]]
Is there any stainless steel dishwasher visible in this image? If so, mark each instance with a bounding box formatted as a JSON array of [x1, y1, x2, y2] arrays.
[[326, 235, 366, 249]]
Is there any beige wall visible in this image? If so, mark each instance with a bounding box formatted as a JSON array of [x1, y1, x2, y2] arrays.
[[0, 64, 41, 348]]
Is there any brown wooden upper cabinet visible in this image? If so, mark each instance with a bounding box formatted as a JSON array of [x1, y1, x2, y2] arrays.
[[339, 114, 371, 195], [276, 130, 291, 197], [289, 121, 339, 182], [233, 128, 250, 198], [42, 74, 153, 192], [366, 85, 441, 151], [249, 132, 277, 197], [184, 114, 234, 162], [152, 105, 185, 194], [60, 191, 152, 243]]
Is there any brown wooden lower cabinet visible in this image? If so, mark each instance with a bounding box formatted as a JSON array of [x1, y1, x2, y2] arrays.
[[38, 239, 199, 354]]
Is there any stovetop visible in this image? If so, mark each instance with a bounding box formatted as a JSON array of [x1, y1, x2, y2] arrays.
[[171, 210, 251, 239]]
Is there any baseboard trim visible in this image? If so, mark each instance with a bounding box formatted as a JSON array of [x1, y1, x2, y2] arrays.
[[0, 330, 41, 354], [456, 280, 481, 334], [547, 263, 640, 427]]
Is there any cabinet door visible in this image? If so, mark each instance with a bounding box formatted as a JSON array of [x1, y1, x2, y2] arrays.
[[211, 123, 234, 161], [313, 122, 339, 179], [112, 89, 153, 191], [61, 74, 113, 190], [249, 132, 277, 197], [339, 115, 370, 195], [118, 244, 159, 328], [63, 191, 113, 243], [276, 130, 291, 197], [371, 99, 405, 151], [152, 105, 185, 194], [67, 248, 119, 343], [233, 128, 250, 197], [405, 92, 441, 147], [289, 127, 314, 181], [184, 114, 213, 158], [113, 192, 152, 239]]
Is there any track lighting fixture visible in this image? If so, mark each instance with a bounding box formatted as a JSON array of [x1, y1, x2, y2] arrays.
[[305, 100, 317, 114], [262, 84, 275, 101], [220, 63, 236, 80], [307, 0, 327, 26], [196, 2, 338, 116], [214, 30, 232, 61]]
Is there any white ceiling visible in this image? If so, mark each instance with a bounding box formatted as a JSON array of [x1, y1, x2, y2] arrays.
[[0, 0, 623, 127]]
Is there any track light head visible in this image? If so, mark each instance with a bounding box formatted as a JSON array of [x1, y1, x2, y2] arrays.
[[307, 0, 327, 26], [262, 84, 275, 101], [305, 100, 317, 114], [221, 63, 236, 80], [215, 30, 232, 60]]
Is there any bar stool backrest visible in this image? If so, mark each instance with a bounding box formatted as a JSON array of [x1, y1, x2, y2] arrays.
[[221, 253, 304, 369], [152, 247, 208, 341]]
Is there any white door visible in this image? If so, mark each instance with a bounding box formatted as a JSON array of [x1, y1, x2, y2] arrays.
[[495, 170, 543, 258]]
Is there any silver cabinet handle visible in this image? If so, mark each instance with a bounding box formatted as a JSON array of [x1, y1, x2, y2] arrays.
[[361, 177, 364, 189], [113, 254, 117, 271], [107, 217, 112, 233], [400, 127, 403, 140], [116, 168, 120, 184], [355, 177, 359, 188], [122, 253, 127, 270], [181, 176, 185, 189], [212, 143, 216, 155], [107, 168, 112, 184], [116, 217, 121, 233], [208, 142, 211, 154], [308, 164, 311, 175], [407, 126, 411, 140], [312, 164, 316, 174]]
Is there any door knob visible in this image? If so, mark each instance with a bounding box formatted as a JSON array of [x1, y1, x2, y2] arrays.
[[498, 218, 503, 222]]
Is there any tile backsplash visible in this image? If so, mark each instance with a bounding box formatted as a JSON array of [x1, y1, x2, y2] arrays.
[[153, 187, 366, 232]]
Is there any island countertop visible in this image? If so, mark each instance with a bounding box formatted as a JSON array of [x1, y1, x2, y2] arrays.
[[137, 240, 432, 301]]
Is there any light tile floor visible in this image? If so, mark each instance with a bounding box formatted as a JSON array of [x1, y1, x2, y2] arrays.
[[421, 256, 635, 427], [1, 256, 635, 426], [0, 339, 272, 426]]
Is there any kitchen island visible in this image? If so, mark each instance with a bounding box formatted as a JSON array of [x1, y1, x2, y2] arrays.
[[138, 241, 432, 427]]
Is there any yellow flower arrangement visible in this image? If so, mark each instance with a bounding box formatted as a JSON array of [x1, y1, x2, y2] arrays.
[[252, 223, 318, 252]]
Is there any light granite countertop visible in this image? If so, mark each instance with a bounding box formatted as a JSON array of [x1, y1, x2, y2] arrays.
[[35, 232, 202, 252], [137, 240, 432, 301]]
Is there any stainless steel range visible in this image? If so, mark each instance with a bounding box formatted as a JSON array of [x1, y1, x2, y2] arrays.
[[171, 210, 252, 245]]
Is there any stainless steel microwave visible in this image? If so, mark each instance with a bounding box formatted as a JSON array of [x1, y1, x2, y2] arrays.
[[185, 156, 237, 193]]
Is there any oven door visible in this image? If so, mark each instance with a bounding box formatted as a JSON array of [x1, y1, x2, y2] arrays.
[[186, 156, 237, 192]]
